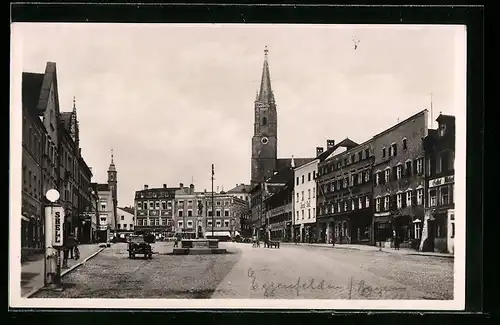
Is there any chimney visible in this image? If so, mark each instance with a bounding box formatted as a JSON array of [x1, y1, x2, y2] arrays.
[[204, 189, 207, 193], [144, 184, 148, 190], [240, 183, 244, 186], [190, 184, 194, 194], [327, 139, 335, 149], [163, 184, 167, 188], [316, 147, 324, 156], [180, 183, 184, 189]]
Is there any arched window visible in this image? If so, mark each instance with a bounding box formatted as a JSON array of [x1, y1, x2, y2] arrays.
[[262, 117, 267, 125]]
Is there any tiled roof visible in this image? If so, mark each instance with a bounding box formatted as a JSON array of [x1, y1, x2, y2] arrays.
[[22, 72, 44, 115], [265, 166, 294, 184], [227, 184, 253, 193], [276, 158, 315, 170]]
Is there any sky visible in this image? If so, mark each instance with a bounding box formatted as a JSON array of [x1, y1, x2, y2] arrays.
[[13, 23, 465, 207]]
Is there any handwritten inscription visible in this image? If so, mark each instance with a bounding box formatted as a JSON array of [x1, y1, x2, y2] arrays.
[[247, 268, 408, 298]]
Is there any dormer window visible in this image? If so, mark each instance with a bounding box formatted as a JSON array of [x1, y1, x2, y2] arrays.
[[402, 138, 408, 150]]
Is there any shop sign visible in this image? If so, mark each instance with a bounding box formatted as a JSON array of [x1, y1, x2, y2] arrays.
[[149, 210, 159, 216], [137, 210, 147, 216], [50, 206, 64, 247], [429, 175, 454, 188]]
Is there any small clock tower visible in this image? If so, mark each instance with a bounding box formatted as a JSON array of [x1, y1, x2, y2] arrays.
[[108, 149, 118, 229]]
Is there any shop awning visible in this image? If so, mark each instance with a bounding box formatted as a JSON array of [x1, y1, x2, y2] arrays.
[[205, 231, 231, 237]]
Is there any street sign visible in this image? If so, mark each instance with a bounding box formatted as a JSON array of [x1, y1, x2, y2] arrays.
[[52, 206, 64, 247]]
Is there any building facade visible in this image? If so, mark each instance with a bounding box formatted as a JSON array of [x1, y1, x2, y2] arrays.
[[117, 207, 135, 237], [134, 184, 177, 238], [264, 179, 293, 242], [227, 183, 252, 207], [316, 137, 374, 245], [293, 159, 318, 243], [203, 192, 248, 240], [372, 110, 429, 248], [421, 114, 456, 253], [21, 62, 95, 254], [174, 183, 203, 239], [21, 74, 46, 253]]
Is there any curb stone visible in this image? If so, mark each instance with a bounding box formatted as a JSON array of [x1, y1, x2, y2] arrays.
[[25, 247, 105, 298]]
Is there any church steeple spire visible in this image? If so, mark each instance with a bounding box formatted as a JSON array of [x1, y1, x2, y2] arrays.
[[108, 148, 116, 172], [257, 45, 275, 103]]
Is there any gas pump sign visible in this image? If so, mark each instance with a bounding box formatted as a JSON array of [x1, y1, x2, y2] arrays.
[[52, 206, 65, 247]]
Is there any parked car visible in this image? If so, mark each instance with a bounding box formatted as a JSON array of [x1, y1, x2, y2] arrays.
[[127, 235, 154, 259]]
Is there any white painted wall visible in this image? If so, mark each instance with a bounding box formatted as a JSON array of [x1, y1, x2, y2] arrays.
[[293, 160, 319, 227]]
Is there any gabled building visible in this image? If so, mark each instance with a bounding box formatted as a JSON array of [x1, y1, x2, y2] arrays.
[[96, 152, 118, 242], [421, 114, 456, 253], [227, 183, 252, 207], [117, 206, 135, 236], [263, 177, 294, 242]]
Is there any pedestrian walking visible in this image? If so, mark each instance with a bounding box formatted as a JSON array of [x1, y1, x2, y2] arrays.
[[252, 235, 257, 248], [73, 236, 80, 260], [173, 233, 181, 248], [394, 234, 400, 250]]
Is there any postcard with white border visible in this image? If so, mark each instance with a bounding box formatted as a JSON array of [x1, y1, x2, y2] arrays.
[[10, 23, 466, 310]]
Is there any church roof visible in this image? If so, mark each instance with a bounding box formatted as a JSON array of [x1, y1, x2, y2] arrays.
[[257, 46, 275, 103]]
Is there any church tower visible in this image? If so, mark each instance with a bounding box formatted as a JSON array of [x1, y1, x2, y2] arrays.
[[107, 149, 118, 229], [251, 46, 278, 185]]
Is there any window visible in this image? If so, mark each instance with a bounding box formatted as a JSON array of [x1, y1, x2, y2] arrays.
[[312, 188, 316, 198], [365, 170, 370, 182], [167, 201, 172, 208], [343, 178, 348, 188], [178, 210, 183, 217], [382, 147, 386, 158], [155, 218, 159, 226], [262, 117, 267, 125], [296, 177, 299, 185], [406, 191, 412, 207], [301, 210, 304, 219], [439, 123, 446, 137], [351, 174, 356, 186], [130, 224, 134, 229], [313, 208, 315, 217], [391, 143, 398, 156], [101, 202, 106, 211], [384, 196, 390, 211], [155, 201, 160, 209], [216, 210, 221, 217], [178, 221, 183, 228], [396, 193, 403, 209], [216, 220, 221, 227], [358, 198, 363, 209], [359, 172, 364, 184], [187, 220, 193, 228], [296, 211, 299, 220], [344, 201, 348, 211], [375, 173, 380, 186], [308, 189, 311, 199], [451, 222, 455, 238], [366, 196, 370, 207], [301, 191, 304, 201], [415, 222, 421, 239], [308, 172, 311, 181], [441, 186, 449, 205], [313, 171, 316, 179], [161, 218, 166, 225], [208, 209, 213, 217], [302, 175, 304, 183], [308, 209, 311, 219], [187, 210, 193, 217], [224, 210, 229, 217], [330, 182, 335, 192], [149, 201, 154, 209], [396, 165, 402, 179], [358, 151, 363, 161], [417, 189, 424, 205], [429, 189, 437, 207], [350, 155, 355, 164], [161, 201, 166, 209], [352, 200, 355, 210], [296, 193, 299, 202], [121, 215, 124, 221], [402, 138, 408, 150], [207, 220, 213, 227], [224, 220, 230, 227], [384, 169, 390, 183], [416, 158, 423, 175]]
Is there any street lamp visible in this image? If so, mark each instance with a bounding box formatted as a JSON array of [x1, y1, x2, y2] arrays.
[[44, 189, 63, 290]]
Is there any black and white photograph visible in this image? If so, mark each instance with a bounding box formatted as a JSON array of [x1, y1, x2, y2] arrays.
[[10, 23, 466, 310]]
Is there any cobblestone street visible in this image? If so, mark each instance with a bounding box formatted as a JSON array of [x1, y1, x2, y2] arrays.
[[31, 242, 453, 300]]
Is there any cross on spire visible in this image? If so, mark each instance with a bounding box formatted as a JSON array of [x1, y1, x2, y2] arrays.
[[111, 148, 114, 164]]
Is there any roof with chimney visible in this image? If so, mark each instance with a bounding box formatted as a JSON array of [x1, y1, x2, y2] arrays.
[[227, 183, 253, 193], [265, 166, 294, 184]]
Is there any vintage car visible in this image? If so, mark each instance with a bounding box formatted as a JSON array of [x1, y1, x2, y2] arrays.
[[127, 234, 154, 259]]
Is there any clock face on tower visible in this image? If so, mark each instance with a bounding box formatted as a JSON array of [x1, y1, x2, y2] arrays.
[[109, 174, 114, 181], [261, 137, 269, 145]]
